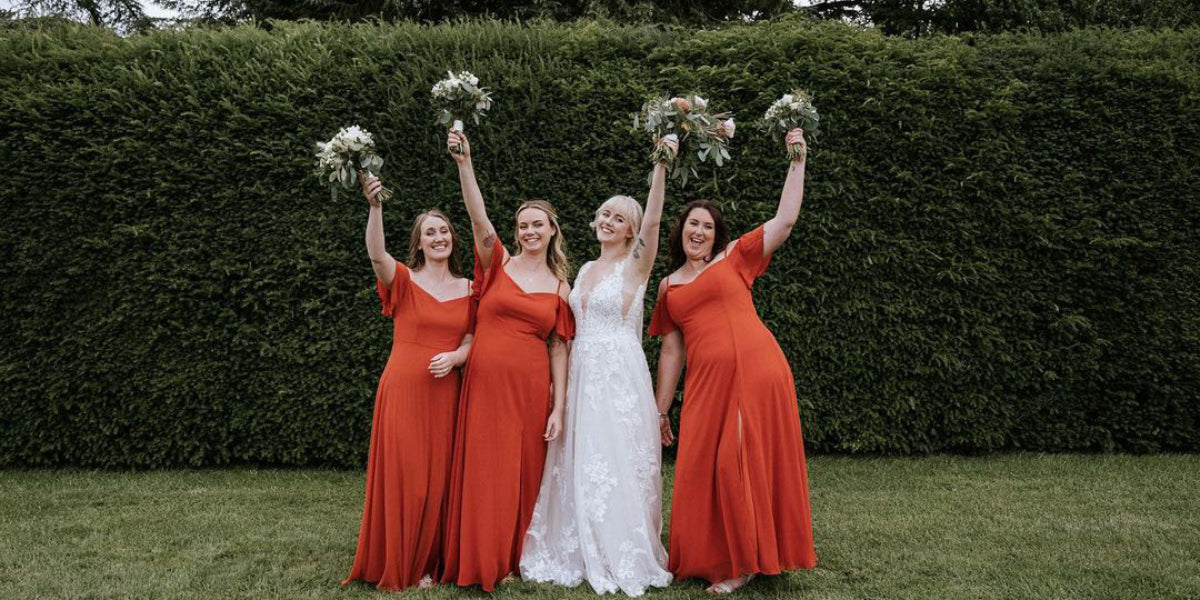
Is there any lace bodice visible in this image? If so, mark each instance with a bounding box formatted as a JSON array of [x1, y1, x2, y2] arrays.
[[569, 258, 646, 340]]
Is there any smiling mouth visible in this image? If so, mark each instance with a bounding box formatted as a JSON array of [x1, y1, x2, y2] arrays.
[[689, 236, 705, 245]]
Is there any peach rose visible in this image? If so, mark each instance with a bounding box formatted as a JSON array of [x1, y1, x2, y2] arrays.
[[719, 118, 736, 139]]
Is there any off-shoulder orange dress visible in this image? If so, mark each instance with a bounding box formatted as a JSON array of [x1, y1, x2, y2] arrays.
[[441, 244, 575, 591], [343, 262, 474, 591], [649, 224, 817, 584]]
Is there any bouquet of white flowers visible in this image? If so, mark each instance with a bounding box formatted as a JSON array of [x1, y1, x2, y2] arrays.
[[634, 94, 733, 187], [432, 70, 494, 153], [762, 90, 819, 160], [314, 125, 391, 202]]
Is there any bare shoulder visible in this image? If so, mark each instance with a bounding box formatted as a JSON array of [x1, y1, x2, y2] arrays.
[[558, 280, 572, 301], [657, 275, 675, 296], [722, 237, 741, 257], [388, 259, 408, 279]]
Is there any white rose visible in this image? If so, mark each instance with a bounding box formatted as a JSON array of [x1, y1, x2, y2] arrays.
[[722, 118, 735, 138], [781, 93, 794, 104], [694, 96, 707, 110]]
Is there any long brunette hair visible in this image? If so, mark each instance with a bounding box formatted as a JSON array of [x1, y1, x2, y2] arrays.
[[406, 209, 464, 277], [667, 199, 730, 271]]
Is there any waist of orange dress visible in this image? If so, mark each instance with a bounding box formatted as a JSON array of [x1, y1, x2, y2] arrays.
[[391, 337, 463, 353]]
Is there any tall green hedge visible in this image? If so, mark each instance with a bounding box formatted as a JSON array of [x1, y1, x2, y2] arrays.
[[2, 19, 1198, 467]]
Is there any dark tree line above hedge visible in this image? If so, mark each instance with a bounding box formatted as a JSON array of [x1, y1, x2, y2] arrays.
[[6, 0, 1198, 35]]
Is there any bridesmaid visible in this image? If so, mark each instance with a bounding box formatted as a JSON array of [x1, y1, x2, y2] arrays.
[[650, 129, 816, 593], [343, 174, 475, 591], [440, 130, 574, 591]]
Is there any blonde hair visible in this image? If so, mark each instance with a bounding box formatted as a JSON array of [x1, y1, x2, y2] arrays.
[[407, 209, 463, 278], [514, 199, 570, 283], [590, 195, 643, 249]]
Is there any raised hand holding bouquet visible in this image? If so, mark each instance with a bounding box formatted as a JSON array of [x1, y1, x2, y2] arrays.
[[634, 93, 734, 187], [762, 90, 819, 161], [314, 125, 390, 202], [431, 70, 493, 154]]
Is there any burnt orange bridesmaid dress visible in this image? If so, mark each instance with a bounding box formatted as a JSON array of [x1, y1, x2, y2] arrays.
[[441, 244, 574, 591], [648, 224, 817, 584], [343, 261, 473, 591]]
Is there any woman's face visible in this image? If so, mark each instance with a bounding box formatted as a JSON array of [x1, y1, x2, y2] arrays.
[[420, 215, 453, 262], [595, 205, 634, 245], [516, 207, 554, 254], [681, 207, 716, 261]]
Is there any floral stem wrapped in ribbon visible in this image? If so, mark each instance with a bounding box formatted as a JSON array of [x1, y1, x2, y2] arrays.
[[633, 93, 734, 187], [432, 70, 493, 154], [314, 125, 390, 202], [762, 90, 819, 161]]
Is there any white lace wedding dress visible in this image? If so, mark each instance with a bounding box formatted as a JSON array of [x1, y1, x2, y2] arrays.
[[520, 257, 672, 596]]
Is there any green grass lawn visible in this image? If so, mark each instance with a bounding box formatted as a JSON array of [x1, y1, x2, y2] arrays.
[[2, 455, 1197, 599]]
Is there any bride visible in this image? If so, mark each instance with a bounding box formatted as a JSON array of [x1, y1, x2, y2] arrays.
[[519, 137, 678, 596]]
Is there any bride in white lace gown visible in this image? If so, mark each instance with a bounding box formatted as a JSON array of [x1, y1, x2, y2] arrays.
[[520, 138, 678, 596]]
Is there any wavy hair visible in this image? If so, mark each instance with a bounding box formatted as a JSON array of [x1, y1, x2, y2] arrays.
[[514, 199, 570, 283]]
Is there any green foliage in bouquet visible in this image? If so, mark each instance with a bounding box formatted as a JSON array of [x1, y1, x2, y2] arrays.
[[634, 94, 733, 187], [314, 126, 390, 202], [762, 89, 819, 160], [432, 70, 493, 131]]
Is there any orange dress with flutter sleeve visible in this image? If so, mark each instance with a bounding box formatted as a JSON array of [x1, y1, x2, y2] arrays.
[[441, 244, 575, 592], [648, 224, 817, 584], [343, 262, 474, 591]]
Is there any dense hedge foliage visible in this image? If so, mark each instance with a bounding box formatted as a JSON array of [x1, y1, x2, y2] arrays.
[[1, 19, 1198, 467]]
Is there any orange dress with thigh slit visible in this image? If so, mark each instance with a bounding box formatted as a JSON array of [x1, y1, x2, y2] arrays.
[[648, 225, 817, 584]]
